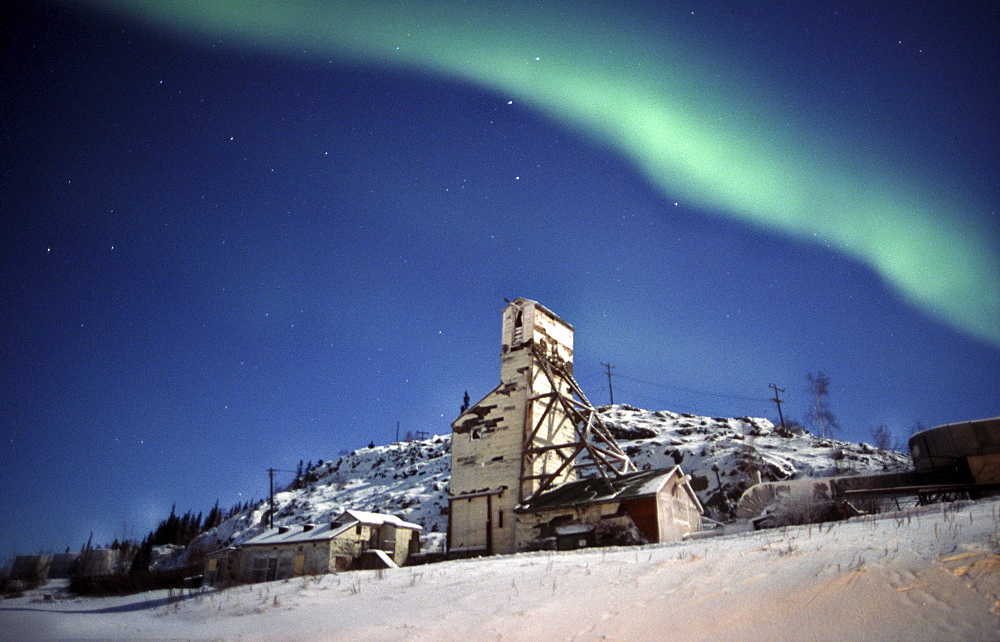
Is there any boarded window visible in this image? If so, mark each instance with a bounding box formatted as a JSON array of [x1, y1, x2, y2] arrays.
[[251, 556, 276, 583]]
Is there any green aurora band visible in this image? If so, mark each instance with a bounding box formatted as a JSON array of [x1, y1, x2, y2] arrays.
[[80, 0, 999, 346]]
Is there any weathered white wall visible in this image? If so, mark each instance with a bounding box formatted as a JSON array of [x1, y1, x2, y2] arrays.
[[656, 477, 703, 543], [450, 298, 577, 555], [515, 502, 619, 549]]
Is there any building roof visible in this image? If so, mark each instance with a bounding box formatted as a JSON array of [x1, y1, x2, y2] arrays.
[[241, 510, 421, 547], [509, 297, 573, 331], [339, 509, 422, 530], [518, 466, 701, 513]]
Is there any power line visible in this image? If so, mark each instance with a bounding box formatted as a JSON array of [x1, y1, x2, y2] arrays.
[[616, 372, 771, 403], [601, 362, 616, 405], [264, 468, 296, 530], [267, 468, 275, 529], [620, 388, 772, 420], [769, 383, 786, 431]]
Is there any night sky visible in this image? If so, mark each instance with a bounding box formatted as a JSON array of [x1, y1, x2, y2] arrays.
[[3, 1, 998, 555]]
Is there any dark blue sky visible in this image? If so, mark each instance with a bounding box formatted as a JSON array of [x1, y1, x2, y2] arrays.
[[3, 1, 998, 554]]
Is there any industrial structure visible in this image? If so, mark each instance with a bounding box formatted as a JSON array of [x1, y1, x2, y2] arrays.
[[736, 416, 1000, 524], [448, 298, 702, 555], [909, 417, 1000, 486], [7, 550, 120, 585]]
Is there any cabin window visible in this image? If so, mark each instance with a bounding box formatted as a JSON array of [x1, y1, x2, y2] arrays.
[[355, 523, 362, 535], [471, 428, 482, 440]]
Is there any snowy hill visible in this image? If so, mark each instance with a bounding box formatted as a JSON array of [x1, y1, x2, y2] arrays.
[[189, 405, 910, 557], [600, 405, 910, 517], [190, 435, 453, 558]]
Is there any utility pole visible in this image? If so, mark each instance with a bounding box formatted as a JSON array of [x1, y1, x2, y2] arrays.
[[769, 383, 786, 432], [602, 362, 616, 405], [267, 468, 276, 529]]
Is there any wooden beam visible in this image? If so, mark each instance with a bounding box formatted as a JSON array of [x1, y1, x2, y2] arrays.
[[522, 395, 557, 449], [524, 442, 582, 454]]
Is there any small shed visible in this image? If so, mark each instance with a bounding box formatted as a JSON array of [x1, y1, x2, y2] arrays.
[[515, 466, 703, 549], [203, 546, 241, 586], [207, 510, 422, 585]]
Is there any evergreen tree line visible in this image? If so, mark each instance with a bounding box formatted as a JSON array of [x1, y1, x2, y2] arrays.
[[129, 498, 255, 575], [287, 459, 326, 491]]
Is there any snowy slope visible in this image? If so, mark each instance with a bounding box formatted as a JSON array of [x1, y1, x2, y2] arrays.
[[7, 498, 1000, 640], [189, 405, 910, 556], [600, 405, 911, 519], [191, 436, 452, 557]]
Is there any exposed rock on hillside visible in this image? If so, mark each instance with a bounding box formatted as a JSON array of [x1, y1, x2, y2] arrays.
[[190, 406, 910, 557]]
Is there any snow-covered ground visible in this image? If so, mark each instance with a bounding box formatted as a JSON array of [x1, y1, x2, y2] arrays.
[[5, 498, 999, 640]]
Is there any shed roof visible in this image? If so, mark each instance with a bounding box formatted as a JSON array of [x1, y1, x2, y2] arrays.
[[338, 509, 422, 530], [518, 466, 701, 513], [241, 510, 421, 547]]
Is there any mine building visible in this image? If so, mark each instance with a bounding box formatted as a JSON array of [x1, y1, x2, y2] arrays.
[[448, 298, 702, 555], [204, 510, 421, 585]]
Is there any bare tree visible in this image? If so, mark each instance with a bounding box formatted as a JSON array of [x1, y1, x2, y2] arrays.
[[869, 424, 893, 450], [805, 372, 838, 439], [899, 421, 927, 453]]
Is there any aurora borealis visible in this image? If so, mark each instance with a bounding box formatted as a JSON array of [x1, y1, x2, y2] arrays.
[[3, 1, 997, 554], [84, 0, 1000, 346]]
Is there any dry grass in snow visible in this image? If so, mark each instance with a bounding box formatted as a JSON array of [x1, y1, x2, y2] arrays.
[[4, 498, 999, 640]]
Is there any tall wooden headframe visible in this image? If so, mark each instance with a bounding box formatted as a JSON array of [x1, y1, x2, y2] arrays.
[[448, 298, 635, 555], [520, 341, 636, 504]]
